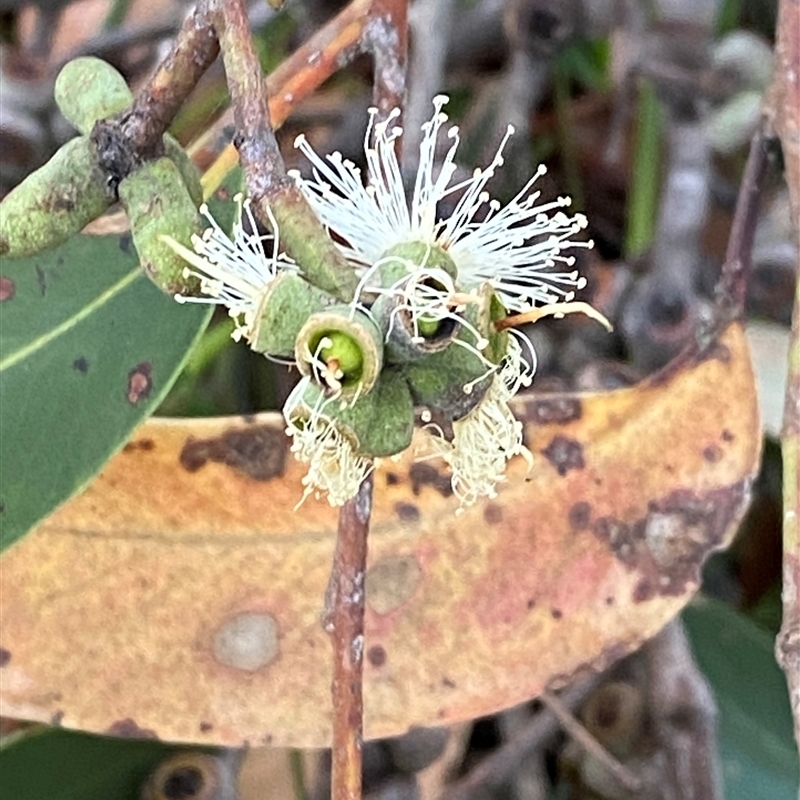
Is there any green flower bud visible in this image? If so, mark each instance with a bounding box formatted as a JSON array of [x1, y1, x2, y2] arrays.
[[0, 136, 111, 257], [163, 135, 203, 208], [251, 272, 334, 356], [295, 305, 384, 398], [54, 57, 133, 134], [118, 157, 203, 295]]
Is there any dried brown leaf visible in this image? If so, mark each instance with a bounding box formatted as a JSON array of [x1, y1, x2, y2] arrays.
[[0, 321, 759, 746]]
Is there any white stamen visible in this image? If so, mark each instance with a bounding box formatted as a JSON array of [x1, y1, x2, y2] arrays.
[[423, 335, 534, 506], [291, 97, 592, 313], [163, 196, 296, 343], [284, 377, 373, 507]]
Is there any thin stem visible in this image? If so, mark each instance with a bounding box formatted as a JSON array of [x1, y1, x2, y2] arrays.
[[366, 0, 408, 122], [201, 0, 372, 194], [540, 691, 642, 793], [716, 128, 770, 318], [324, 474, 374, 800], [125, 2, 220, 154], [770, 0, 800, 750], [91, 1, 220, 178], [778, 235, 800, 749], [624, 79, 662, 259], [438, 675, 601, 800], [212, 0, 361, 303]]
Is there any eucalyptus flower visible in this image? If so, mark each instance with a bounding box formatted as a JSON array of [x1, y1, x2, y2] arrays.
[[283, 376, 373, 507], [166, 99, 599, 508], [422, 334, 535, 507], [165, 195, 295, 343], [287, 97, 595, 504], [289, 95, 592, 312]]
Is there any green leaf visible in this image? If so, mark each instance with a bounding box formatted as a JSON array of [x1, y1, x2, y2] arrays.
[[0, 234, 211, 551], [682, 597, 800, 800], [0, 727, 183, 800]]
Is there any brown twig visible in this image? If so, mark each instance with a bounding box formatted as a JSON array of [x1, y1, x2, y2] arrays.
[[767, 0, 800, 752], [365, 0, 408, 120], [211, 0, 361, 303], [200, 0, 372, 192], [716, 128, 771, 319], [268, 0, 372, 129], [764, 0, 800, 749], [779, 215, 800, 751], [540, 690, 642, 794], [643, 620, 724, 799], [91, 1, 220, 180], [438, 675, 601, 800], [324, 475, 374, 800]]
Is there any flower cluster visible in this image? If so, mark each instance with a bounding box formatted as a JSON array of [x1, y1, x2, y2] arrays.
[[166, 97, 594, 507]]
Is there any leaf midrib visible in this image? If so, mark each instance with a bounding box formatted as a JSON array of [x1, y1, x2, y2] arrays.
[[0, 268, 142, 373]]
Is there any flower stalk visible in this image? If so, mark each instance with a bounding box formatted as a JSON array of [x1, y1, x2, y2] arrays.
[[211, 0, 362, 303]]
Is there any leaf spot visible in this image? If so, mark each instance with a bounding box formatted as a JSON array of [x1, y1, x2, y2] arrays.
[[73, 356, 89, 374], [542, 435, 585, 476], [123, 438, 155, 453], [0, 648, 10, 666], [0, 276, 15, 301], [367, 644, 387, 667], [409, 463, 453, 497], [594, 482, 750, 598], [568, 501, 591, 529], [106, 718, 159, 739], [35, 265, 47, 296], [213, 612, 280, 671], [394, 501, 420, 521], [366, 555, 422, 615], [483, 503, 503, 524], [180, 425, 287, 481], [127, 362, 153, 404]]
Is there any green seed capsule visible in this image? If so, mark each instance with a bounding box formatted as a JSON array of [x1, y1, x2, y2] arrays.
[[54, 57, 133, 134], [335, 368, 414, 456], [295, 305, 384, 398], [118, 157, 203, 295], [0, 136, 110, 257]]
